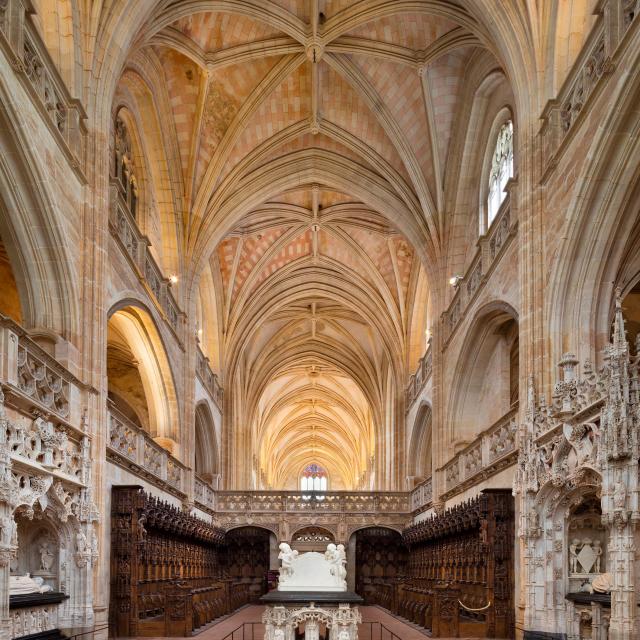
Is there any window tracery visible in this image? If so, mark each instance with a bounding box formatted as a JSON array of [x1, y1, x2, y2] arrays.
[[487, 120, 513, 225], [300, 463, 328, 496]]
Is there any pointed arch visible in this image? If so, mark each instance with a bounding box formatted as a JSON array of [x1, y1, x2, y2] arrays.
[[407, 402, 432, 485], [194, 400, 220, 479], [0, 77, 79, 339], [106, 303, 181, 449]]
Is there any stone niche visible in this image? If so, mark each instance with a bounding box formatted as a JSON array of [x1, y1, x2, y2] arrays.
[[14, 513, 60, 591], [567, 494, 606, 592]]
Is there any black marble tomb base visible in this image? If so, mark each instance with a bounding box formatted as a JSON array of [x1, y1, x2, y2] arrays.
[[10, 592, 68, 609], [13, 630, 66, 640], [565, 591, 611, 607], [260, 591, 363, 605]]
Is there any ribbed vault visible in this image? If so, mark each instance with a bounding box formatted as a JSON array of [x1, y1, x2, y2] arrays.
[[107, 0, 514, 490], [217, 187, 415, 489]]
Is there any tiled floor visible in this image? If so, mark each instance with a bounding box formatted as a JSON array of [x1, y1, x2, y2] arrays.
[[128, 604, 484, 640]]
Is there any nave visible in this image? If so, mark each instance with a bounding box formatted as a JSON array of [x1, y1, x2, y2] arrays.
[[0, 1, 640, 640]]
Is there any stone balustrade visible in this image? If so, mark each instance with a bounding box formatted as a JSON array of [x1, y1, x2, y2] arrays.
[[196, 347, 223, 409], [107, 402, 186, 495], [194, 474, 217, 511], [410, 476, 433, 513], [0, 314, 85, 427], [109, 180, 183, 339], [406, 346, 432, 408], [540, 0, 639, 180], [442, 200, 515, 343], [440, 405, 518, 497], [0, 0, 86, 180], [215, 490, 410, 514]]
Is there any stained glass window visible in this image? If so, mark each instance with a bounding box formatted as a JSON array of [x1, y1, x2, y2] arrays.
[[300, 463, 328, 496]]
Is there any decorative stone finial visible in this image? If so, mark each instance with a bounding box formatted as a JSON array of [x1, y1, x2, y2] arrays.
[[612, 286, 627, 350]]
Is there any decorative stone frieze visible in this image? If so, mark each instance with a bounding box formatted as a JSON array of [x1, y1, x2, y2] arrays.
[[0, 389, 98, 637]]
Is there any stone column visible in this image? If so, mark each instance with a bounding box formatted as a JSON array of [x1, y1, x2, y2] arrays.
[[0, 395, 14, 640]]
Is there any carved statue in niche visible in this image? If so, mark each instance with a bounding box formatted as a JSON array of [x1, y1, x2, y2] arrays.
[[76, 530, 87, 553], [613, 482, 626, 509], [593, 540, 602, 572], [39, 541, 55, 572], [0, 514, 16, 546], [569, 539, 581, 573]]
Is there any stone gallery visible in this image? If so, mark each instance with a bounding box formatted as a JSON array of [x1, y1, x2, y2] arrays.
[[0, 1, 639, 639]]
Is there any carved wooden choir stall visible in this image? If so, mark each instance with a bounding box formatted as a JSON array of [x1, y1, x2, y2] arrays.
[[109, 486, 268, 637], [354, 527, 407, 612], [399, 489, 515, 638]]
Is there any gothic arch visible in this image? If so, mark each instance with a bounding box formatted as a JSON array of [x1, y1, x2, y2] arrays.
[[407, 403, 433, 485], [194, 401, 219, 480], [445, 58, 515, 280], [547, 46, 640, 368], [0, 80, 79, 339], [106, 303, 180, 447], [448, 301, 519, 446]]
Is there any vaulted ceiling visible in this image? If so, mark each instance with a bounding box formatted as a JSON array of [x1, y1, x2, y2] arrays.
[[115, 1, 505, 489]]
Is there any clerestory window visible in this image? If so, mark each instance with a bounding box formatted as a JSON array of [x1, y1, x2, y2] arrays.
[[487, 120, 513, 225], [300, 463, 327, 498]]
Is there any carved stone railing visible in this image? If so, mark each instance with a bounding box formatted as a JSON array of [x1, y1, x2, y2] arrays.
[[215, 491, 410, 514], [196, 346, 223, 410], [0, 314, 84, 426], [109, 181, 184, 340], [194, 474, 216, 512], [107, 401, 186, 495], [410, 476, 433, 513], [0, 0, 86, 181], [442, 200, 516, 343], [440, 405, 518, 498], [406, 346, 432, 408], [540, 0, 639, 180]]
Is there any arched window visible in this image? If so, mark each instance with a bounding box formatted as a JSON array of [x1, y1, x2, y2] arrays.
[[113, 112, 139, 219], [487, 120, 513, 225], [300, 463, 328, 496]]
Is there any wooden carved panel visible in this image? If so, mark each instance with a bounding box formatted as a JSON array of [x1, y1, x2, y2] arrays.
[[401, 489, 515, 638], [109, 486, 230, 637]]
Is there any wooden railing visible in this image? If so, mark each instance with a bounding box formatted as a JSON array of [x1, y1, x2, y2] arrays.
[[440, 405, 518, 498], [442, 199, 516, 343], [0, 0, 86, 181], [109, 180, 183, 339], [406, 346, 432, 408]]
